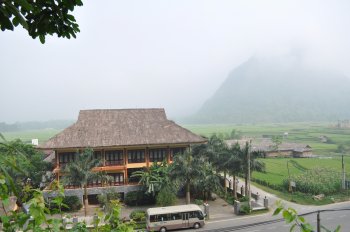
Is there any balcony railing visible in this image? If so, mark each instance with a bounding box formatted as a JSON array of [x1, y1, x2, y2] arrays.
[[105, 160, 124, 166]]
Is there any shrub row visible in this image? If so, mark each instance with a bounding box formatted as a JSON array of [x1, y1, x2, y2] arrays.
[[124, 191, 156, 206]]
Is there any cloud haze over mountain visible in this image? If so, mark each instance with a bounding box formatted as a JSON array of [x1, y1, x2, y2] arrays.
[[1, 0, 350, 123]]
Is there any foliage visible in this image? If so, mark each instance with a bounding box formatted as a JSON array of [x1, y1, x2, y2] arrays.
[[97, 189, 120, 209], [129, 210, 146, 222], [0, 0, 82, 43], [194, 199, 204, 205], [282, 167, 341, 195], [124, 190, 155, 206], [131, 160, 172, 196], [273, 201, 341, 232], [271, 135, 283, 151], [169, 150, 207, 204], [156, 186, 177, 206], [49, 195, 82, 212], [62, 148, 111, 216], [0, 138, 52, 202], [239, 196, 249, 202], [239, 202, 251, 215]]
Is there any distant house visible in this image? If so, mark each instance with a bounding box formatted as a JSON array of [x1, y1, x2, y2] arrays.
[[226, 138, 312, 158], [38, 108, 206, 201]]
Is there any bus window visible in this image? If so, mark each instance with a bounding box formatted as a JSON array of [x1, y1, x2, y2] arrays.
[[159, 214, 169, 221], [170, 213, 181, 220], [150, 215, 157, 222]]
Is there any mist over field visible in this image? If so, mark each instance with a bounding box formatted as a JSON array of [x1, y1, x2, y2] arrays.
[[1, 0, 350, 124]]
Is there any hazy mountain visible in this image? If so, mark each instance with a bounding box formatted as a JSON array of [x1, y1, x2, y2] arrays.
[[190, 56, 350, 123]]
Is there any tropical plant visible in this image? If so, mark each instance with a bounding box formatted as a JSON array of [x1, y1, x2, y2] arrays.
[[156, 186, 177, 206], [224, 143, 243, 199], [169, 150, 206, 204], [239, 141, 265, 196], [194, 162, 223, 201], [62, 148, 111, 217], [274, 201, 341, 232], [131, 160, 170, 196]]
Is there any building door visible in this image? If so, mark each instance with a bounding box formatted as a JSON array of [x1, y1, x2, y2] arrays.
[[182, 213, 190, 228]]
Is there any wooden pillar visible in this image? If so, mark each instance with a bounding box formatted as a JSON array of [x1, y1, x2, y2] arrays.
[[146, 147, 150, 168], [102, 149, 105, 166], [124, 149, 128, 184], [56, 150, 59, 168], [167, 147, 171, 163]]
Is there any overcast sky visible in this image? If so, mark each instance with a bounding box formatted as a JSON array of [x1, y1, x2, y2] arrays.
[[1, 0, 350, 123]]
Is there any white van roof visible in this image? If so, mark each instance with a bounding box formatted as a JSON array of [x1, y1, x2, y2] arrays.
[[147, 204, 202, 215]]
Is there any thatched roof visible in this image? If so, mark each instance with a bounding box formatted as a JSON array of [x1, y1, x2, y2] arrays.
[[39, 109, 206, 149]]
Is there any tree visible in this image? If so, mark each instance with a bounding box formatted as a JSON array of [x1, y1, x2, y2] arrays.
[[169, 150, 206, 204], [62, 148, 110, 217], [0, 0, 82, 43], [194, 162, 222, 201], [0, 136, 52, 206], [199, 135, 230, 194], [131, 160, 173, 196], [239, 142, 265, 196], [224, 143, 243, 199], [271, 135, 283, 151]]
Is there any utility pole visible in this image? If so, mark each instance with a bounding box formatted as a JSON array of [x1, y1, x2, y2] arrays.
[[342, 154, 346, 190], [317, 211, 321, 232], [247, 140, 251, 210]]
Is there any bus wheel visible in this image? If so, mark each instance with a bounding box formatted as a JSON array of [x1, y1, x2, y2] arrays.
[[160, 227, 167, 232], [194, 223, 200, 229]]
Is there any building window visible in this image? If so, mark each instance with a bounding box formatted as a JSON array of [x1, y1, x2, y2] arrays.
[[109, 173, 124, 186], [87, 178, 102, 187], [94, 151, 103, 166], [127, 168, 143, 183], [58, 152, 76, 168], [149, 148, 167, 162], [128, 150, 145, 163], [170, 147, 186, 161], [105, 150, 124, 166]]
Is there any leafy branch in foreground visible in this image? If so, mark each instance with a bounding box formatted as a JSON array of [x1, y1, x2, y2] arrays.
[[273, 201, 341, 232], [0, 0, 82, 43]]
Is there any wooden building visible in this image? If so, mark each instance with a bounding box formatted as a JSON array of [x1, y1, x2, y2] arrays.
[[39, 108, 206, 198]]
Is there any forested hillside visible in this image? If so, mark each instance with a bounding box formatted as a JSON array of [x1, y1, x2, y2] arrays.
[[191, 56, 350, 123]]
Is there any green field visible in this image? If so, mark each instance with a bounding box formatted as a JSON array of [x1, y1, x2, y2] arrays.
[[253, 157, 350, 185], [184, 122, 350, 155], [2, 128, 61, 143]]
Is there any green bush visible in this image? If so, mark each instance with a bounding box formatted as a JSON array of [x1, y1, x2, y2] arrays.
[[239, 196, 249, 202], [156, 188, 176, 206], [239, 202, 251, 215], [125, 191, 155, 206], [194, 199, 204, 205], [130, 210, 146, 222], [97, 190, 120, 207], [48, 195, 82, 212]]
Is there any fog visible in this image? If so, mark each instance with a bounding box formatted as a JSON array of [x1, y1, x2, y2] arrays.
[[1, 0, 350, 123]]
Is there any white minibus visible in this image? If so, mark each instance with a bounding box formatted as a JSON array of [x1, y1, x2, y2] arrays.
[[146, 204, 205, 232]]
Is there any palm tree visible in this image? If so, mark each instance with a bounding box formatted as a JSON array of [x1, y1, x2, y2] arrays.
[[194, 162, 223, 201], [63, 148, 110, 217], [239, 142, 265, 196], [200, 135, 230, 195], [224, 143, 242, 198], [131, 160, 170, 196], [169, 150, 206, 204]]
